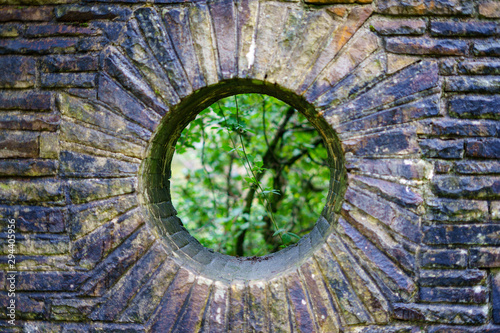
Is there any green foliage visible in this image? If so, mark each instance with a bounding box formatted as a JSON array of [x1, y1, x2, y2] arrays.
[[172, 94, 329, 257]]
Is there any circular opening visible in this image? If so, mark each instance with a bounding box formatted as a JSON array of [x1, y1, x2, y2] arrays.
[[139, 80, 346, 281], [171, 94, 330, 257]]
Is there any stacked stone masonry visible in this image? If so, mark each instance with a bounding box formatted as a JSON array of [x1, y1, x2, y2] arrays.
[[0, 0, 499, 332]]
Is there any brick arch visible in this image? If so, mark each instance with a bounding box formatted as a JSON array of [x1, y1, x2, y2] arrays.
[[2, 0, 496, 332]]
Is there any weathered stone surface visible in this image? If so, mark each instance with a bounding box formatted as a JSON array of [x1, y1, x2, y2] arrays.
[[420, 249, 467, 269], [0, 56, 35, 88], [149, 268, 195, 331], [393, 303, 487, 324], [118, 258, 179, 323], [386, 37, 468, 56], [0, 23, 20, 38], [466, 139, 500, 159], [80, 226, 154, 295], [479, 1, 500, 18], [0, 113, 60, 132], [376, 0, 474, 16], [227, 280, 246, 331], [16, 271, 87, 291], [420, 286, 488, 304], [426, 198, 489, 222], [0, 6, 53, 22], [98, 74, 160, 132], [493, 270, 500, 324], [449, 95, 500, 120], [60, 121, 144, 159], [445, 76, 500, 93], [473, 40, 500, 56], [0, 131, 39, 158], [25, 24, 101, 37], [41, 54, 98, 73], [419, 270, 487, 287], [420, 139, 464, 159], [68, 178, 135, 204], [58, 93, 151, 144], [0, 38, 78, 55], [338, 218, 416, 299], [336, 92, 439, 133], [372, 19, 427, 35], [0, 205, 64, 233], [458, 61, 500, 75], [0, 233, 69, 255], [455, 161, 500, 175], [346, 158, 431, 180], [432, 175, 500, 199], [342, 128, 419, 157], [420, 118, 500, 137], [424, 224, 500, 245], [493, 201, 500, 220], [286, 272, 317, 332], [0, 179, 63, 203], [470, 248, 500, 268], [162, 8, 205, 91], [39, 132, 60, 159], [431, 21, 499, 37], [61, 151, 138, 178], [55, 5, 131, 22], [268, 277, 293, 332], [41, 72, 96, 88], [68, 194, 137, 239], [0, 91, 51, 111]]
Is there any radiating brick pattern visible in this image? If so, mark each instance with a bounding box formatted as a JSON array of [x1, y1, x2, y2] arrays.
[[0, 0, 499, 332]]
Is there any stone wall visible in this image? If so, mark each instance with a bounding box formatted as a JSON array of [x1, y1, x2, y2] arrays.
[[0, 0, 499, 332]]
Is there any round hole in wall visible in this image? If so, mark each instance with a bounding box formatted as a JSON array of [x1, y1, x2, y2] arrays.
[[139, 80, 346, 281]]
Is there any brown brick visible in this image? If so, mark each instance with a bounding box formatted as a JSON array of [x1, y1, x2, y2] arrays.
[[0, 131, 39, 158], [479, 1, 500, 18]]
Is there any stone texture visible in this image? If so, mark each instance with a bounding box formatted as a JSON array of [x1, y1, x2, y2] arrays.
[[479, 1, 500, 18], [371, 19, 426, 35], [386, 37, 469, 56], [0, 56, 36, 88], [432, 175, 500, 199], [449, 95, 500, 120], [466, 139, 500, 159], [420, 249, 467, 269], [431, 21, 499, 37], [419, 270, 487, 287], [473, 40, 500, 56], [376, 0, 474, 16]]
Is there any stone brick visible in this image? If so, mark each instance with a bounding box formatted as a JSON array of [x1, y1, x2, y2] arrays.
[[0, 131, 39, 158], [0, 38, 78, 55], [433, 160, 453, 174], [0, 56, 36, 88], [420, 249, 467, 269], [421, 118, 500, 137], [305, 0, 370, 3], [0, 91, 51, 111], [25, 24, 101, 37], [0, 205, 65, 233], [424, 224, 500, 245], [456, 161, 500, 175], [473, 40, 500, 56], [419, 270, 487, 287], [449, 95, 500, 120], [432, 175, 500, 199], [16, 271, 88, 291], [493, 201, 500, 220], [426, 198, 489, 222], [386, 37, 468, 56], [41, 72, 96, 88], [0, 23, 20, 38], [0, 113, 60, 132], [493, 269, 500, 323], [371, 19, 426, 35], [431, 21, 499, 37], [458, 61, 500, 75], [376, 0, 474, 16], [0, 159, 58, 177], [41, 55, 98, 72], [420, 286, 488, 304], [0, 7, 53, 22], [479, 1, 500, 18], [60, 151, 138, 178], [445, 76, 500, 93], [420, 139, 464, 159], [466, 139, 500, 159], [471, 248, 500, 268], [55, 5, 131, 22], [39, 132, 60, 159], [76, 36, 109, 52], [393, 303, 487, 324], [68, 178, 136, 204], [439, 58, 457, 75], [0, 179, 63, 204], [0, 232, 69, 255], [342, 128, 419, 157], [346, 158, 431, 180]]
